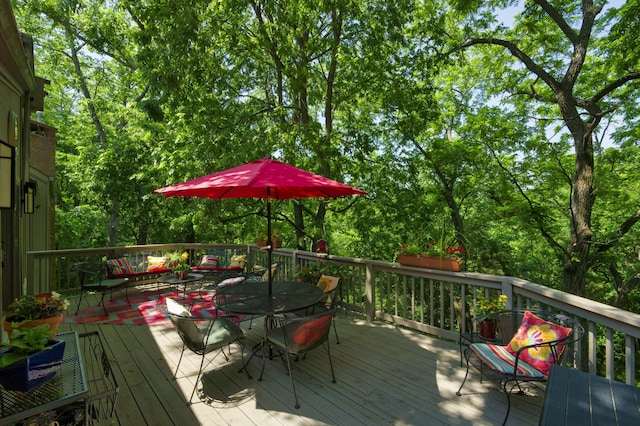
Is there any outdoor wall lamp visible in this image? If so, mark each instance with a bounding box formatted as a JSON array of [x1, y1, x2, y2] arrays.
[[0, 140, 15, 209], [23, 181, 37, 214]]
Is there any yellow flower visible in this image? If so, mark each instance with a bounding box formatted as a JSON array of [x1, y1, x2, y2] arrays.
[[474, 294, 508, 320]]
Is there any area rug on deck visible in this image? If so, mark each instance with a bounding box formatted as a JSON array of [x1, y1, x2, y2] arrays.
[[63, 288, 219, 326]]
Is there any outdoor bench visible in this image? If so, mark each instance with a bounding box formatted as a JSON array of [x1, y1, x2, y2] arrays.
[[104, 256, 172, 282]]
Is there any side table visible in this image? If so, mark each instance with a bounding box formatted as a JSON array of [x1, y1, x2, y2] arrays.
[[157, 273, 204, 297], [0, 331, 89, 425]]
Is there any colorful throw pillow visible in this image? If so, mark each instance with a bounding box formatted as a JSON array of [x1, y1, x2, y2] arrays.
[[260, 264, 278, 282], [217, 276, 247, 288], [166, 297, 191, 317], [147, 256, 168, 272], [291, 314, 333, 345], [105, 258, 133, 276], [506, 311, 572, 376], [317, 275, 339, 293], [229, 255, 247, 269], [199, 255, 219, 268]]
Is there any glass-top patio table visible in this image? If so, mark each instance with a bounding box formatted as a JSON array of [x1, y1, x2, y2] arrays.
[[213, 280, 324, 316], [213, 280, 325, 366]]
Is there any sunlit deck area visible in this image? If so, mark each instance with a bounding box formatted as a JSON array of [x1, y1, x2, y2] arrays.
[[57, 291, 544, 426]]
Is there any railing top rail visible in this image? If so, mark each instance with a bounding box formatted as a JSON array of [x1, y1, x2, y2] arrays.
[[508, 277, 640, 336], [29, 243, 640, 336]]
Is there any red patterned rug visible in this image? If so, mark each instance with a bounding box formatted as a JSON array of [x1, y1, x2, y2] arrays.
[[63, 287, 218, 326]]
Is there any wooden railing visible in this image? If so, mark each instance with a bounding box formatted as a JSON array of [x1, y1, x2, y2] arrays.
[[27, 243, 640, 386]]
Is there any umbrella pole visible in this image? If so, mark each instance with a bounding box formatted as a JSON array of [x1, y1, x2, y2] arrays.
[[267, 192, 273, 295]]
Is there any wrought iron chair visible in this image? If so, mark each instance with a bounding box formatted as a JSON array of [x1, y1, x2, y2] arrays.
[[241, 263, 279, 329], [73, 262, 129, 315], [288, 275, 341, 344], [259, 309, 337, 409], [165, 298, 250, 405], [456, 309, 585, 426]]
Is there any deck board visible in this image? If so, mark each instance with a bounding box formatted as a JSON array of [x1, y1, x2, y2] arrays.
[[51, 291, 544, 426]]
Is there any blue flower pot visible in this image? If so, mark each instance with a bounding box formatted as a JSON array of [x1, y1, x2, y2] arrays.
[[0, 339, 66, 392]]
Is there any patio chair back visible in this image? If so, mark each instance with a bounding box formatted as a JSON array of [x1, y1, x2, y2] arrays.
[[457, 309, 585, 426]]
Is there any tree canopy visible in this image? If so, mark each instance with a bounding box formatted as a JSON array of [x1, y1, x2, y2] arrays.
[[12, 0, 640, 312]]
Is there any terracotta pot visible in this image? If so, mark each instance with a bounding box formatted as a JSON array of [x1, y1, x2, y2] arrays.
[[479, 320, 496, 339], [256, 239, 282, 248], [175, 271, 190, 280], [397, 254, 462, 271], [2, 314, 64, 341]]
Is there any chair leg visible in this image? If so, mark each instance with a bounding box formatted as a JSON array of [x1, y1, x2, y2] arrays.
[[456, 349, 473, 396], [174, 344, 186, 380], [282, 350, 300, 409], [501, 379, 515, 426], [188, 353, 207, 405], [258, 339, 268, 382], [97, 292, 108, 315], [75, 290, 85, 315], [332, 317, 340, 344], [325, 341, 336, 384], [237, 340, 252, 380]]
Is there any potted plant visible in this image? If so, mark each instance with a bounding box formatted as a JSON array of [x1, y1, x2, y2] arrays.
[[173, 263, 191, 280], [167, 251, 189, 267], [397, 240, 466, 271], [2, 292, 70, 341], [271, 232, 283, 248], [473, 294, 508, 339], [0, 324, 66, 391], [256, 231, 282, 248], [295, 266, 318, 283], [256, 230, 268, 247]]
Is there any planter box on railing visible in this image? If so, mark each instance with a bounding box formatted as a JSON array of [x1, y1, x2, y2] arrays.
[[397, 254, 463, 271]]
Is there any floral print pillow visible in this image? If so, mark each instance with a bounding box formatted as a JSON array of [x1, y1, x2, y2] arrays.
[[506, 311, 572, 376]]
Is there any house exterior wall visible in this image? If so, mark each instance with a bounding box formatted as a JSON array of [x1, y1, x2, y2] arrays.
[[0, 0, 55, 333]]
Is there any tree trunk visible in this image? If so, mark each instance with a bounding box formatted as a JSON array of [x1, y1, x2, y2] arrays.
[[558, 92, 594, 297]]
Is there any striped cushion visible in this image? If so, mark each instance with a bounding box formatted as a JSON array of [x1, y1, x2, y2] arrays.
[[469, 343, 545, 378], [229, 255, 246, 269], [217, 276, 246, 288], [199, 255, 219, 268], [105, 258, 133, 276]]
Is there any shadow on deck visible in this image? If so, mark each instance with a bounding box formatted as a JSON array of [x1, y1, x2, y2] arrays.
[[56, 292, 544, 426]]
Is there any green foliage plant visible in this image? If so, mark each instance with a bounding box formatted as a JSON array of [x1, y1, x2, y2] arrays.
[[4, 293, 69, 323], [0, 325, 53, 368], [173, 263, 191, 272]]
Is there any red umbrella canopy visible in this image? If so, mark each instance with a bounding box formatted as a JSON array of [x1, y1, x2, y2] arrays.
[[154, 158, 367, 199]]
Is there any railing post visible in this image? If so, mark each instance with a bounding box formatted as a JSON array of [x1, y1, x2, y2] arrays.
[[501, 278, 514, 310], [365, 262, 375, 322]]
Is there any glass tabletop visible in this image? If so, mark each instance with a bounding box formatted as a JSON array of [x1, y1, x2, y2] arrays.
[[157, 273, 204, 284], [214, 281, 324, 315]]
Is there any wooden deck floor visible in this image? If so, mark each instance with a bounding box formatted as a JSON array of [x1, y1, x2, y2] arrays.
[[56, 293, 544, 426]]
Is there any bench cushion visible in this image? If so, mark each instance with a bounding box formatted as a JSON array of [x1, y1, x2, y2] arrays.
[[105, 258, 133, 276], [229, 255, 247, 269], [199, 255, 219, 268], [469, 343, 544, 378], [84, 278, 128, 290], [147, 256, 169, 272]]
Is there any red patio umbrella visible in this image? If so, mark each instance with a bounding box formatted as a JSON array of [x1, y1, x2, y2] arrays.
[[155, 158, 367, 293]]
